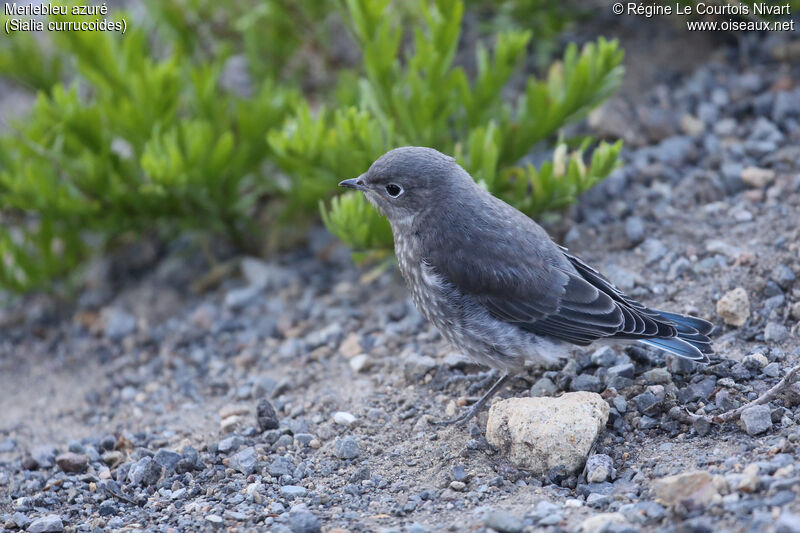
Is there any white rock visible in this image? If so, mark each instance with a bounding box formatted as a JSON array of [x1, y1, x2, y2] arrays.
[[485, 392, 609, 474], [716, 287, 750, 327], [653, 470, 723, 508], [349, 354, 370, 373], [579, 512, 628, 533], [333, 411, 356, 426], [741, 166, 776, 188]]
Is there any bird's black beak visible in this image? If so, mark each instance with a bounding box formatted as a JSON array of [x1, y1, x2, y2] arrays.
[[338, 175, 366, 191]]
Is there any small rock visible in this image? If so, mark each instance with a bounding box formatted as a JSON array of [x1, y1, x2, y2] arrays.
[[765, 322, 789, 343], [585, 454, 615, 483], [334, 436, 361, 459], [790, 302, 800, 321], [230, 447, 258, 475], [280, 485, 308, 499], [257, 398, 279, 431], [591, 346, 618, 367], [55, 452, 88, 473], [333, 411, 356, 426], [103, 307, 136, 340], [403, 352, 437, 381], [772, 264, 796, 289], [571, 374, 604, 393], [218, 436, 242, 454], [338, 332, 363, 358], [579, 512, 628, 533], [27, 515, 64, 533], [653, 470, 721, 508], [716, 288, 750, 327], [741, 166, 776, 188], [220, 415, 244, 434], [742, 353, 768, 370], [224, 284, 263, 309], [740, 405, 773, 435], [776, 511, 800, 533], [639, 238, 668, 264], [128, 456, 163, 486], [484, 509, 523, 533], [153, 449, 182, 473], [449, 480, 466, 491], [642, 368, 671, 384], [286, 508, 321, 533], [486, 392, 609, 474], [349, 354, 370, 372], [530, 377, 557, 397], [624, 217, 645, 245]]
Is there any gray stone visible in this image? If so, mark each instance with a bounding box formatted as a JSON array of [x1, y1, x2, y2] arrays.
[[128, 456, 163, 486], [608, 363, 635, 380], [230, 447, 258, 475], [586, 454, 616, 483], [257, 398, 280, 431], [530, 377, 557, 397], [280, 485, 307, 499], [103, 308, 136, 340], [765, 322, 789, 343], [772, 265, 796, 289], [268, 456, 295, 477], [403, 352, 437, 381], [286, 508, 321, 533], [639, 238, 668, 264], [154, 449, 182, 473], [55, 452, 88, 473], [218, 436, 243, 454], [591, 346, 618, 367], [776, 511, 800, 533], [224, 285, 263, 310], [335, 436, 361, 460], [624, 217, 645, 245], [740, 405, 772, 435], [27, 515, 63, 533], [571, 374, 604, 393], [484, 509, 523, 533]]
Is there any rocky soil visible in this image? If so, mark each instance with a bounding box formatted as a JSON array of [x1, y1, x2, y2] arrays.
[[2, 25, 800, 533]]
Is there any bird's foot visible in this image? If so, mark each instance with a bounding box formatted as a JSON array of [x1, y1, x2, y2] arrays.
[[433, 373, 511, 428]]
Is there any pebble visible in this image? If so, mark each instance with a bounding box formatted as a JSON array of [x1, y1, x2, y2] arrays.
[[55, 452, 88, 473], [127, 456, 163, 486], [585, 454, 616, 483], [765, 322, 789, 343], [280, 485, 308, 499], [579, 512, 629, 533], [484, 509, 523, 533], [742, 353, 768, 370], [624, 216, 645, 245], [333, 411, 356, 426], [229, 447, 258, 475], [334, 436, 361, 459], [257, 398, 280, 431], [349, 354, 370, 372], [716, 287, 750, 326], [286, 508, 321, 533], [653, 470, 721, 508], [740, 405, 773, 435], [740, 166, 776, 188], [27, 515, 64, 533], [531, 377, 557, 397], [591, 346, 618, 367], [154, 449, 182, 473]]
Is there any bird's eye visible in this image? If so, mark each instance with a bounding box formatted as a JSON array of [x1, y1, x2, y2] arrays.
[[385, 183, 403, 197]]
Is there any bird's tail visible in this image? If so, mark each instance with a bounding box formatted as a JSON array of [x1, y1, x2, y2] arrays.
[[639, 311, 714, 363]]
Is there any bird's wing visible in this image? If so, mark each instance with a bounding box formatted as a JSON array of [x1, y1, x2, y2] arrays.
[[423, 238, 674, 346]]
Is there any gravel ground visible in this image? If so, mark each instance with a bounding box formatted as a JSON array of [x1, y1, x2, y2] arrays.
[[2, 30, 800, 533]]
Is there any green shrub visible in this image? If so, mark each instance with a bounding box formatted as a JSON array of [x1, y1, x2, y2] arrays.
[[0, 0, 623, 293], [310, 0, 624, 256]]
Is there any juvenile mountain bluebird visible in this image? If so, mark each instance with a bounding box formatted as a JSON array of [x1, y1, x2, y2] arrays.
[[340, 147, 713, 425]]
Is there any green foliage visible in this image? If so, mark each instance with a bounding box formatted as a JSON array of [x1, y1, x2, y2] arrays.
[[0, 0, 624, 293], [315, 0, 624, 255], [0, 6, 304, 292]]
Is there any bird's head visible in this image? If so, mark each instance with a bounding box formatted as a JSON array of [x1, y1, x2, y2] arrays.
[[338, 146, 473, 228]]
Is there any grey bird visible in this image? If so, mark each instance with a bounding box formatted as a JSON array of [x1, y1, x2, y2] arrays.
[[340, 147, 713, 426]]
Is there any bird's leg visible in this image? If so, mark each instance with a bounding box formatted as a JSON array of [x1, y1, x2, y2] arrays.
[[433, 373, 511, 427]]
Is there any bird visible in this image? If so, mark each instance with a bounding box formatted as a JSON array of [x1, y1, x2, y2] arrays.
[[339, 146, 713, 426]]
